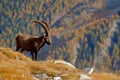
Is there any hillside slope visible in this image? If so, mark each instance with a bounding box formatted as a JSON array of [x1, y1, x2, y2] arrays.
[[0, 47, 120, 80], [0, 47, 79, 80]]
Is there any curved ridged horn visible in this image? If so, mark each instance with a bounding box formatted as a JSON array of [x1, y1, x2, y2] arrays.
[[32, 21, 50, 36], [41, 21, 50, 31]]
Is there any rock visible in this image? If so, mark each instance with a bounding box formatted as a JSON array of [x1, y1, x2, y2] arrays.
[[88, 68, 94, 74], [80, 74, 91, 80], [33, 74, 53, 80], [34, 74, 48, 78], [81, 68, 94, 74], [54, 60, 76, 68], [32, 75, 39, 80], [54, 77, 62, 80]]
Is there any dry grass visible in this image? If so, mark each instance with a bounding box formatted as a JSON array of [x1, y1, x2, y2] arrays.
[[90, 73, 120, 80], [0, 48, 33, 80], [0, 47, 79, 80], [61, 74, 80, 80], [0, 47, 120, 80]]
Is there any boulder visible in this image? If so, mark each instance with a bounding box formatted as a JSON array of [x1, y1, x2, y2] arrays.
[[80, 74, 92, 80]]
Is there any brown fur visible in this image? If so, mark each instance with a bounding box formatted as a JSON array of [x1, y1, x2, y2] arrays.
[[16, 21, 51, 60]]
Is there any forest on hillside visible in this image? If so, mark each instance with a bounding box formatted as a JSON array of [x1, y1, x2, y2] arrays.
[[0, 0, 120, 73]]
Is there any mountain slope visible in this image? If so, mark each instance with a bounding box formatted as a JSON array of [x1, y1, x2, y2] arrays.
[[0, 47, 120, 80], [46, 15, 120, 72], [0, 47, 79, 80]]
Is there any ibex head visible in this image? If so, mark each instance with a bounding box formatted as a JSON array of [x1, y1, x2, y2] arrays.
[[32, 21, 52, 45], [43, 35, 51, 45]]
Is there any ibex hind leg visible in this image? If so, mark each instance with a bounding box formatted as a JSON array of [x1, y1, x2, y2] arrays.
[[16, 46, 20, 51]]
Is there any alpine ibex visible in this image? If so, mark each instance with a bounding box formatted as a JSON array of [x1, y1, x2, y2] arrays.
[[16, 21, 51, 60]]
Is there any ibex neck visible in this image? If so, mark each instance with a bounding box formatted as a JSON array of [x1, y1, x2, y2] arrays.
[[38, 36, 46, 48]]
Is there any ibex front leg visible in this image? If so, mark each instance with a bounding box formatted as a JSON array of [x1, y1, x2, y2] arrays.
[[20, 49, 24, 53], [35, 51, 38, 61], [31, 52, 35, 60]]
